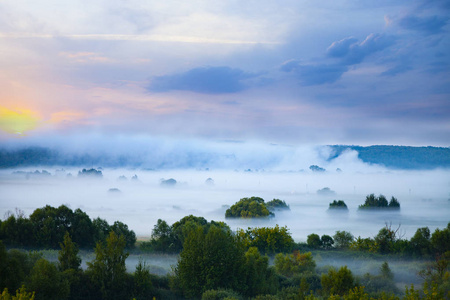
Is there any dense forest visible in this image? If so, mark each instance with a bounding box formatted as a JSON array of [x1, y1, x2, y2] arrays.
[[1, 145, 449, 170], [1, 205, 449, 300]]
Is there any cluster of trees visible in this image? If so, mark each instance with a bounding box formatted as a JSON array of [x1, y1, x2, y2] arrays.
[[140, 215, 229, 253], [328, 200, 348, 210], [0, 231, 164, 300], [1, 210, 449, 299], [0, 205, 136, 249], [225, 197, 275, 218], [358, 194, 400, 210], [77, 168, 103, 178], [266, 199, 290, 212]]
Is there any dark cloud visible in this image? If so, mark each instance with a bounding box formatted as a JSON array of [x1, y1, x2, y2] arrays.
[[398, 15, 449, 34], [327, 33, 396, 65], [148, 66, 257, 94], [281, 60, 348, 85], [282, 33, 395, 85]]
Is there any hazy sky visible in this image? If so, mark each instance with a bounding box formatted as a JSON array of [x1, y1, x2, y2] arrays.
[[0, 0, 449, 146]]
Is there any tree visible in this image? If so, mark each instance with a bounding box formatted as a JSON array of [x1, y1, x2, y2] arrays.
[[110, 221, 136, 249], [243, 247, 278, 297], [307, 234, 322, 249], [321, 235, 334, 249], [380, 262, 394, 280], [430, 223, 450, 255], [274, 251, 316, 277], [92, 217, 110, 244], [321, 266, 355, 296], [133, 259, 153, 300], [328, 200, 348, 210], [174, 225, 245, 298], [333, 231, 354, 249], [237, 225, 294, 254], [410, 227, 431, 257], [58, 232, 81, 272], [225, 197, 274, 218], [87, 231, 129, 300], [71, 209, 94, 248], [0, 286, 35, 300], [26, 258, 69, 300]]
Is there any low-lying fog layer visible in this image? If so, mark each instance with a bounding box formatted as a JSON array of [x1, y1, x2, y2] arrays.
[[1, 167, 449, 241]]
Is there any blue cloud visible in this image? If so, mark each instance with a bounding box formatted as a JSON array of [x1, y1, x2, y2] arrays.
[[398, 15, 449, 34], [282, 33, 395, 85], [327, 33, 395, 65], [149, 66, 257, 94], [281, 60, 348, 85]]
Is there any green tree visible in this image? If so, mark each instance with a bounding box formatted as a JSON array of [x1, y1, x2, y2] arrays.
[[110, 221, 136, 249], [0, 286, 35, 300], [58, 232, 81, 272], [380, 262, 394, 280], [133, 259, 153, 300], [26, 258, 69, 300], [87, 231, 129, 300], [333, 231, 354, 249], [237, 225, 294, 254], [430, 223, 450, 255], [321, 266, 355, 296], [321, 235, 334, 249], [410, 227, 431, 257], [243, 247, 278, 297], [274, 251, 316, 277], [225, 197, 274, 218], [307, 234, 322, 249], [174, 225, 245, 298], [70, 209, 94, 248]]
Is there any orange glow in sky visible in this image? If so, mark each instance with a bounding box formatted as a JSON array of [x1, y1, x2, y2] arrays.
[[0, 106, 41, 135]]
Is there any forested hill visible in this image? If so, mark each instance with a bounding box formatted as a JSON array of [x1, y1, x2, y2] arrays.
[[329, 145, 450, 170]]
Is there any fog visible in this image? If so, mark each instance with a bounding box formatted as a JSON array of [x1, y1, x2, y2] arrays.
[[1, 166, 449, 242]]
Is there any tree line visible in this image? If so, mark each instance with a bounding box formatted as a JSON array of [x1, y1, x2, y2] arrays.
[[0, 205, 136, 249], [1, 221, 449, 300]]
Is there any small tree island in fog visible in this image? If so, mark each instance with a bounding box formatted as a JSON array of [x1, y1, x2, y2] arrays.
[[266, 199, 290, 211], [359, 194, 400, 210], [328, 200, 348, 210], [225, 197, 275, 218]]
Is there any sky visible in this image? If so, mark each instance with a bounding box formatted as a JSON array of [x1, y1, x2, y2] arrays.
[[0, 0, 449, 147]]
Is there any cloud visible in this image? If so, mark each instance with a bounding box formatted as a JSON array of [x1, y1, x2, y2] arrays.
[[397, 15, 449, 34], [281, 61, 348, 85], [281, 33, 395, 85], [148, 66, 258, 94], [327, 33, 396, 65]]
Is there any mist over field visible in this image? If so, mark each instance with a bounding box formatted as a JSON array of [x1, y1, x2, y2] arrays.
[[1, 151, 448, 242]]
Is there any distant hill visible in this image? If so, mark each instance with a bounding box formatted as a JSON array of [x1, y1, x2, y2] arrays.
[[0, 145, 449, 170], [328, 145, 450, 170]]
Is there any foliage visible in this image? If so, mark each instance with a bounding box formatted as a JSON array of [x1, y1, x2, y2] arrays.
[[307, 234, 322, 249], [242, 247, 278, 297], [86, 231, 129, 300], [274, 251, 316, 277], [0, 286, 35, 300], [333, 231, 354, 249], [410, 227, 431, 257], [26, 258, 70, 300], [321, 235, 334, 249], [328, 200, 348, 210], [266, 199, 290, 211], [358, 194, 400, 210], [430, 223, 450, 255], [321, 266, 355, 296], [237, 225, 295, 254], [133, 259, 153, 300], [0, 205, 135, 250], [225, 197, 274, 218], [201, 289, 243, 300], [58, 232, 81, 272], [174, 225, 245, 298]]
